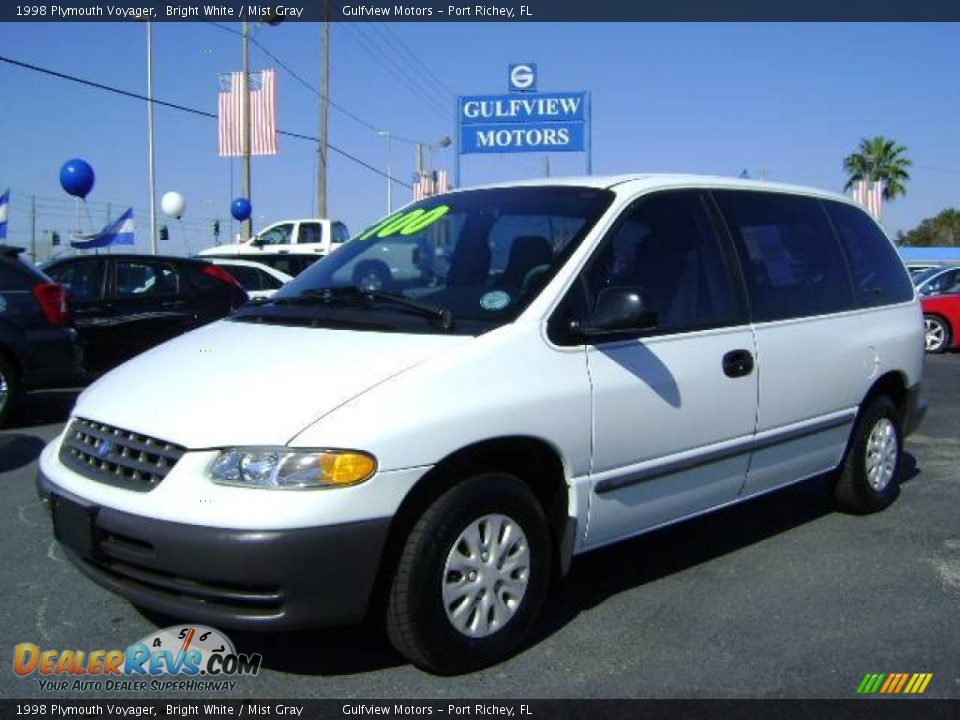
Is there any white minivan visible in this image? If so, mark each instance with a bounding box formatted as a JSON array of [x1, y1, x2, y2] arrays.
[[38, 175, 926, 674]]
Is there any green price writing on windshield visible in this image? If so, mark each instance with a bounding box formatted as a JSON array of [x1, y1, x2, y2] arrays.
[[357, 205, 451, 240]]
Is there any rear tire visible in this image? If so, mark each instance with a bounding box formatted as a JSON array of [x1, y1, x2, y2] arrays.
[[924, 315, 951, 354], [0, 354, 20, 428], [834, 396, 903, 514], [385, 473, 551, 675]]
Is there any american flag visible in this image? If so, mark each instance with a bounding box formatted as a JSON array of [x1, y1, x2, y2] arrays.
[[413, 170, 451, 201], [851, 179, 884, 221], [218, 69, 278, 157]]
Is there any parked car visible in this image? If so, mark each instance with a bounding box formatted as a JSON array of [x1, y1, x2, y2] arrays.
[[198, 218, 350, 277], [38, 176, 924, 675], [43, 254, 247, 374], [208, 258, 293, 300], [920, 294, 960, 353], [0, 246, 82, 426]]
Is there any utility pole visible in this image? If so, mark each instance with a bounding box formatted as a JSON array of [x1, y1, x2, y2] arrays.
[[30, 195, 36, 264], [146, 21, 158, 255], [542, 155, 551, 177], [317, 11, 330, 218], [241, 21, 252, 240]]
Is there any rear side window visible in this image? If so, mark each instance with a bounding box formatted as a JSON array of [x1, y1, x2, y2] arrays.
[[299, 223, 323, 245], [332, 222, 350, 244], [713, 190, 855, 322], [823, 201, 914, 307], [46, 260, 106, 301], [220, 264, 261, 290], [115, 260, 180, 297], [257, 269, 283, 289], [919, 268, 960, 297]]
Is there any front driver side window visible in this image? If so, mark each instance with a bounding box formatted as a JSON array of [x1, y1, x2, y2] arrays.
[[580, 190, 741, 336], [257, 224, 293, 246]]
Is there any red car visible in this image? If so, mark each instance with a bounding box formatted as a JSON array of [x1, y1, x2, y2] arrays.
[[921, 294, 960, 353]]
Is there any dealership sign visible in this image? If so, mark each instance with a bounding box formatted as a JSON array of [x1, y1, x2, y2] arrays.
[[457, 66, 591, 157]]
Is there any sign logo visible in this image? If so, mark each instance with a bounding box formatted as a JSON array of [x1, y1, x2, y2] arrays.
[[857, 672, 933, 695], [13, 625, 261, 692], [508, 63, 537, 92], [96, 440, 114, 459], [458, 92, 587, 154]]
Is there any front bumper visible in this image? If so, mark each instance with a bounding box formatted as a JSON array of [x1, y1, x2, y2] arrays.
[[37, 469, 391, 630]]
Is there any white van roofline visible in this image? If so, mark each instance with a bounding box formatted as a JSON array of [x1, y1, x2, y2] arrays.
[[450, 173, 855, 205]]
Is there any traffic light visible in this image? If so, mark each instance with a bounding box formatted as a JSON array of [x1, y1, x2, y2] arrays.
[[51, 231, 60, 246], [159, 225, 169, 241], [213, 220, 220, 238]]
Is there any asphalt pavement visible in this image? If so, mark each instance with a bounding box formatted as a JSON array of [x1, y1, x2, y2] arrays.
[[1, 355, 958, 699]]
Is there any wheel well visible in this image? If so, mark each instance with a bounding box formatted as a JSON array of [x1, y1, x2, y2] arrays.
[[370, 437, 570, 616], [863, 371, 909, 422], [924, 312, 952, 331], [0, 343, 22, 380]]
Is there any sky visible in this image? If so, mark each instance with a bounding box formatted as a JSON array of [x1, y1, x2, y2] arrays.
[[0, 21, 958, 260]]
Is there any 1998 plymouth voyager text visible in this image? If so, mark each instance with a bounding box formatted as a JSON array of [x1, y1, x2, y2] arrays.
[[14, 5, 308, 19], [14, 4, 531, 18]]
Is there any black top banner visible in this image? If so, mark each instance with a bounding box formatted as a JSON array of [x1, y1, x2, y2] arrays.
[[1, 0, 959, 22]]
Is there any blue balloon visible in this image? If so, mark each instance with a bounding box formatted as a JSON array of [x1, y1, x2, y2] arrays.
[[59, 158, 95, 199], [231, 197, 252, 222]]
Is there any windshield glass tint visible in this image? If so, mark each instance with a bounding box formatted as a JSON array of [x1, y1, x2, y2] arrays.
[[254, 186, 614, 333]]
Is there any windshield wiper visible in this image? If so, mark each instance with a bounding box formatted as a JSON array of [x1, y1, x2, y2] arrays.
[[270, 286, 455, 331]]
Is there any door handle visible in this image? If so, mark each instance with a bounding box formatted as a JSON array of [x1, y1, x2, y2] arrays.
[[722, 349, 754, 378]]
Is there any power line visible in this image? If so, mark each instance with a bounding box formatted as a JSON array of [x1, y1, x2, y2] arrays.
[[372, 23, 457, 100], [205, 21, 423, 146], [338, 24, 451, 120], [0, 54, 413, 189], [352, 23, 452, 115]]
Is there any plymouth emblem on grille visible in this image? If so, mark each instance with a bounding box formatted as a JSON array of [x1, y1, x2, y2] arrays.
[[96, 440, 114, 459]]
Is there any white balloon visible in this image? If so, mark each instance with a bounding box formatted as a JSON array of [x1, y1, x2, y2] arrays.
[[161, 191, 186, 219]]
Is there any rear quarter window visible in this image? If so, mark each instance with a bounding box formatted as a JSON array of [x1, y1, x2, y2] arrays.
[[823, 201, 914, 307], [713, 190, 856, 322]]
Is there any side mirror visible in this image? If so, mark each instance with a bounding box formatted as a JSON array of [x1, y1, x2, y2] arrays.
[[570, 287, 657, 338]]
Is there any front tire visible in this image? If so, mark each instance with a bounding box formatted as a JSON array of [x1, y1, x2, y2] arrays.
[[924, 314, 951, 353], [385, 473, 551, 675], [834, 396, 903, 514]]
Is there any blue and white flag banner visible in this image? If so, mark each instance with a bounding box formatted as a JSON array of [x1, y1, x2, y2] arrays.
[[71, 207, 135, 249], [0, 190, 9, 241]]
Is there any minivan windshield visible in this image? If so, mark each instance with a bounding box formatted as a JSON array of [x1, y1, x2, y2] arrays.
[[233, 186, 614, 334]]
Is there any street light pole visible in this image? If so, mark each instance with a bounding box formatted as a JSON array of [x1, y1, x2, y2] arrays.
[[146, 21, 158, 255], [378, 130, 392, 213], [240, 21, 252, 240]]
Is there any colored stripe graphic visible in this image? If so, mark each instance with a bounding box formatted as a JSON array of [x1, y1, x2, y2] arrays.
[[857, 672, 932, 694]]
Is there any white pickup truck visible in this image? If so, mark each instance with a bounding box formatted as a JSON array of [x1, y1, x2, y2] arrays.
[[198, 218, 351, 277]]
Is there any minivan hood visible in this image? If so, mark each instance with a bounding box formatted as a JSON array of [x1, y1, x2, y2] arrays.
[[74, 320, 469, 448]]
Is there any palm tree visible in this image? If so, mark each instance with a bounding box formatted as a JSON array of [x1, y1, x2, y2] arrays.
[[843, 136, 912, 200]]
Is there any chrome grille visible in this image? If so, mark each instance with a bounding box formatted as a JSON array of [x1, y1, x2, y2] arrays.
[[59, 418, 185, 492]]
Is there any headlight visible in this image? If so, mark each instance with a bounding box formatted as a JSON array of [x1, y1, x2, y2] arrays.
[[209, 448, 376, 489]]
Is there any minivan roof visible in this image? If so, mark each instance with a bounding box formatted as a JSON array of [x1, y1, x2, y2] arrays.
[[458, 173, 854, 205]]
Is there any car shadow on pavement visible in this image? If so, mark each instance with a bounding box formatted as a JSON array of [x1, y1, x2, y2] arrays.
[[524, 458, 921, 653], [0, 434, 47, 472], [137, 454, 923, 678]]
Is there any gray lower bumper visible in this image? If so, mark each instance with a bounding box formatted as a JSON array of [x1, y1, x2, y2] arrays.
[[37, 470, 391, 630]]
